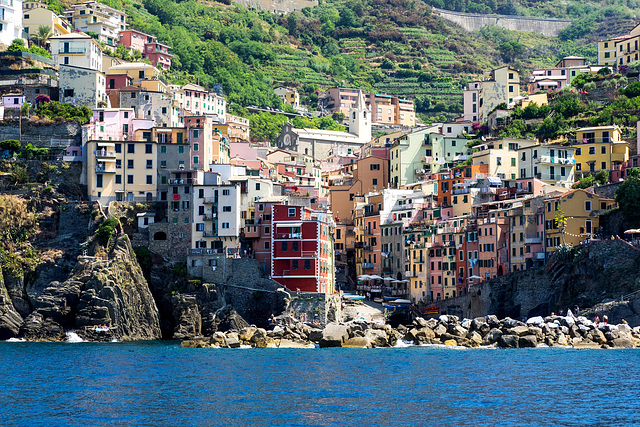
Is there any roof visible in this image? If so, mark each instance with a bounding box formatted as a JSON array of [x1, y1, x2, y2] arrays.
[[50, 33, 92, 39], [561, 56, 586, 60], [182, 83, 207, 92], [293, 128, 363, 144], [576, 125, 621, 132], [109, 62, 159, 70]]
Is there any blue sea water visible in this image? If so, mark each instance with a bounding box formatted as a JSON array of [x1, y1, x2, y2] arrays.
[[1, 341, 639, 427]]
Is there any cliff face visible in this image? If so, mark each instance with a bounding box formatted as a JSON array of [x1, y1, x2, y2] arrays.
[[18, 236, 162, 341], [436, 240, 640, 325]]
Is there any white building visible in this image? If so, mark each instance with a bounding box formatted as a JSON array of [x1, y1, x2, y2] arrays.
[[517, 144, 575, 188], [0, 0, 24, 47], [64, 0, 126, 47], [49, 33, 103, 71]]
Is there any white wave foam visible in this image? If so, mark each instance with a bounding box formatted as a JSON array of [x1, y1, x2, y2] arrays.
[[394, 339, 415, 348], [66, 332, 84, 343], [6, 338, 26, 342]]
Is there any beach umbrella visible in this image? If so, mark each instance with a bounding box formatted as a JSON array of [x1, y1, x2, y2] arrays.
[[369, 275, 383, 280], [468, 275, 483, 280], [383, 277, 394, 281], [358, 275, 371, 280]]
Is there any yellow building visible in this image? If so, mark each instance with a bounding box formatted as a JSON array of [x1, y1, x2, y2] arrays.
[[406, 230, 429, 304], [598, 24, 640, 68], [573, 126, 629, 175], [87, 139, 158, 203], [23, 3, 72, 37], [543, 189, 615, 252], [274, 87, 300, 109], [108, 62, 160, 84], [471, 138, 536, 180]]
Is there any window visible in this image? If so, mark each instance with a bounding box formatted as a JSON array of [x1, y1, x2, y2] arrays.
[[585, 200, 591, 211], [222, 189, 230, 196], [96, 174, 103, 188], [601, 161, 607, 170], [373, 178, 378, 185], [146, 175, 152, 185], [589, 147, 595, 155], [370, 164, 380, 170], [146, 160, 153, 169], [601, 146, 607, 154], [178, 146, 184, 154], [193, 156, 199, 165], [115, 175, 122, 184], [127, 175, 134, 184], [160, 146, 167, 154], [264, 241, 270, 249], [63, 89, 74, 97], [115, 143, 122, 154], [222, 222, 230, 229], [193, 143, 199, 152], [127, 159, 134, 169], [288, 208, 296, 217], [292, 260, 298, 270], [145, 144, 152, 154], [223, 206, 231, 212], [116, 159, 122, 169], [282, 242, 288, 251], [127, 144, 135, 154], [193, 129, 199, 138], [255, 182, 261, 191], [304, 260, 311, 270]]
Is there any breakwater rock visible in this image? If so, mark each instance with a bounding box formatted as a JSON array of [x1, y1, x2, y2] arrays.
[[181, 314, 640, 349]]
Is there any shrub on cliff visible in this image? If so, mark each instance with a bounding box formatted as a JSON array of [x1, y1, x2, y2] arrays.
[[94, 217, 119, 246], [615, 174, 640, 227], [35, 101, 92, 125]]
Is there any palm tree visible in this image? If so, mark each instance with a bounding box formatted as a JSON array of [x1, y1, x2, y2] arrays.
[[31, 25, 53, 48]]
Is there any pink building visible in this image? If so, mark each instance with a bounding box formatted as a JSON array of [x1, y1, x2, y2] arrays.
[[106, 74, 133, 93], [118, 29, 150, 53], [612, 154, 640, 182], [87, 108, 136, 141], [144, 41, 172, 71]]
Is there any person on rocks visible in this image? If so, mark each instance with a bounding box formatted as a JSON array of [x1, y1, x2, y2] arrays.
[[603, 315, 609, 325], [594, 316, 600, 325]]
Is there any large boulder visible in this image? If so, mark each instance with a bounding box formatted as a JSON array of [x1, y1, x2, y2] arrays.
[[319, 324, 349, 347], [308, 328, 324, 343], [526, 316, 544, 326], [279, 339, 314, 349], [433, 324, 447, 337], [509, 326, 530, 336], [611, 338, 634, 348], [365, 329, 388, 347], [483, 328, 503, 345], [343, 336, 371, 348], [468, 331, 483, 347], [498, 334, 519, 348], [519, 335, 538, 348], [449, 324, 468, 337]]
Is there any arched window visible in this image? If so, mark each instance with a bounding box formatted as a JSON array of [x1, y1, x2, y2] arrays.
[[352, 111, 356, 120]]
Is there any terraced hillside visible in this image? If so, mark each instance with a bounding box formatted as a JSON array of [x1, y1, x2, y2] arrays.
[[57, 0, 637, 120]]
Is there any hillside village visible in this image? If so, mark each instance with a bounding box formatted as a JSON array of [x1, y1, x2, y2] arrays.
[[2, 0, 640, 318]]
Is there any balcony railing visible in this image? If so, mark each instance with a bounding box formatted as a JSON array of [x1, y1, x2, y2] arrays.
[[274, 233, 302, 239], [94, 165, 115, 173], [189, 248, 222, 255], [59, 47, 86, 54], [202, 197, 217, 204], [202, 231, 217, 237], [95, 150, 115, 158], [300, 250, 318, 257], [525, 237, 542, 244], [169, 178, 197, 185], [202, 215, 216, 221]]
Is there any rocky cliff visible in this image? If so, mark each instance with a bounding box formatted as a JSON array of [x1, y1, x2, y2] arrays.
[[435, 240, 640, 324]]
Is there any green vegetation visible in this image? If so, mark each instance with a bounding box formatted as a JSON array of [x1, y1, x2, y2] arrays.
[[35, 101, 92, 124], [6, 38, 52, 59], [615, 170, 640, 227], [94, 217, 119, 246], [247, 111, 345, 142], [0, 196, 39, 277], [573, 171, 609, 189], [1, 140, 21, 155]]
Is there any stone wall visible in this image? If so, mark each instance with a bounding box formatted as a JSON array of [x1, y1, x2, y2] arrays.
[[288, 292, 341, 326], [433, 7, 572, 37], [235, 0, 317, 13], [433, 240, 640, 323], [0, 121, 82, 147]]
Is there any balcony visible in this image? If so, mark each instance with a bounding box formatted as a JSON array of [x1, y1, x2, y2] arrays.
[[169, 178, 198, 185], [203, 215, 217, 221], [300, 250, 318, 257], [274, 233, 302, 239], [94, 165, 115, 173], [525, 237, 542, 244], [95, 150, 116, 158], [202, 231, 217, 237], [59, 47, 86, 54], [361, 263, 374, 269], [189, 248, 222, 255], [203, 197, 217, 204]]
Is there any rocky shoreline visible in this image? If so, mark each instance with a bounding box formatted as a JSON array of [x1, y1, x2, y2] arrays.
[[181, 313, 640, 349]]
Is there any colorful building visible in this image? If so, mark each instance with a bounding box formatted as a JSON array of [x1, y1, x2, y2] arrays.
[[572, 126, 629, 176], [271, 205, 335, 294], [64, 0, 126, 47]]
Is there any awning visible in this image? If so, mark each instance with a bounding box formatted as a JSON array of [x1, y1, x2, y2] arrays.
[[624, 229, 640, 234], [276, 222, 302, 227], [487, 177, 502, 186], [96, 142, 115, 147]]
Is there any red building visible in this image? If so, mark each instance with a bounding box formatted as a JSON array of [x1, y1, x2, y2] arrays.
[[271, 205, 335, 294], [144, 41, 172, 71]]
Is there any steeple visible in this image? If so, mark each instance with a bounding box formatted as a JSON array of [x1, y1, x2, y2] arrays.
[[348, 90, 371, 143]]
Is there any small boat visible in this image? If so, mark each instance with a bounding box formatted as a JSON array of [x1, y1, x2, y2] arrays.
[[391, 299, 411, 304], [373, 297, 384, 304], [343, 294, 365, 301], [383, 296, 397, 302]]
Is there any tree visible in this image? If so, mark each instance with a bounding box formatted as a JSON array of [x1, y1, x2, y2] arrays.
[[31, 25, 53, 47], [615, 175, 640, 227], [7, 39, 28, 53], [0, 140, 21, 154], [498, 40, 524, 62]]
